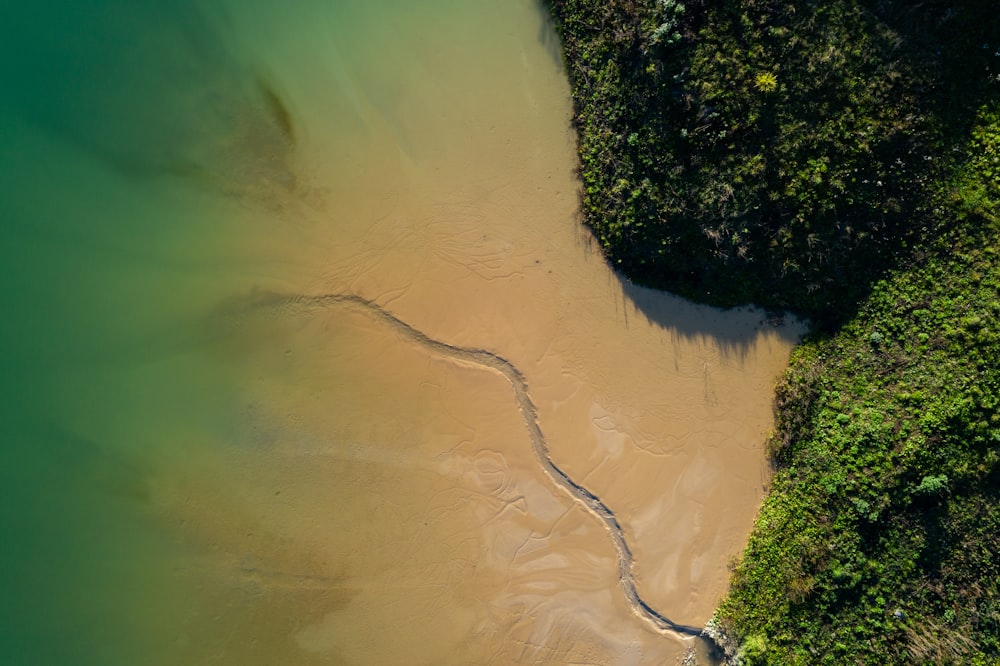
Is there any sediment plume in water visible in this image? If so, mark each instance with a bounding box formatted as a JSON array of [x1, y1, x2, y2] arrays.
[[0, 0, 805, 664]]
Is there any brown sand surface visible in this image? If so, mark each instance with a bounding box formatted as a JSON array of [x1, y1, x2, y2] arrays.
[[139, 0, 806, 663]]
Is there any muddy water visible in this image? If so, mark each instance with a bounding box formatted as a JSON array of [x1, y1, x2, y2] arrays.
[[0, 0, 803, 664]]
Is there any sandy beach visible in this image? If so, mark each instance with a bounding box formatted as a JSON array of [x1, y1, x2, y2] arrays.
[[0, 0, 802, 663]]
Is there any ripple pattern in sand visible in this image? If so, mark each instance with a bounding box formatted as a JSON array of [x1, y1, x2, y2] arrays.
[[245, 289, 706, 639]]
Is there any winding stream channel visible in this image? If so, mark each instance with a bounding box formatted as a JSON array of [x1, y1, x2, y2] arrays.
[[0, 0, 804, 664], [249, 290, 707, 639]]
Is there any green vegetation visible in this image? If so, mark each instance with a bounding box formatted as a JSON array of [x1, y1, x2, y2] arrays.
[[717, 207, 1000, 664], [543, 0, 1000, 662], [545, 0, 998, 327]]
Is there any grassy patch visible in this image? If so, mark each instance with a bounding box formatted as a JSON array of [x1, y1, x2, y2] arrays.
[[717, 212, 1000, 663]]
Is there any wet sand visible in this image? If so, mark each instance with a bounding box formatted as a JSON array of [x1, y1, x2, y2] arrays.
[[0, 0, 803, 663], [142, 0, 806, 662]]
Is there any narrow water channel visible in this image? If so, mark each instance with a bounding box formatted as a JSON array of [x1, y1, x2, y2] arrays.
[[0, 1, 804, 664]]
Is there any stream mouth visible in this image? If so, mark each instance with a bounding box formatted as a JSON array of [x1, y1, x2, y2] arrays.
[[0, 0, 803, 663]]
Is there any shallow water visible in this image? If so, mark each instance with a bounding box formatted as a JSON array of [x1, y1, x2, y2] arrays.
[[0, 1, 804, 664]]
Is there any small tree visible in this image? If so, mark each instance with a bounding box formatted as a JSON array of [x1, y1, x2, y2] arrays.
[[915, 474, 949, 496]]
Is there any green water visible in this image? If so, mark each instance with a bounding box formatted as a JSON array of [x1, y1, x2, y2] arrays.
[[0, 0, 590, 661], [0, 1, 423, 662], [0, 1, 793, 663], [4, 8, 230, 666]]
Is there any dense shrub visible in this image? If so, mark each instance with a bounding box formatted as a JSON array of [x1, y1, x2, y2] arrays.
[[545, 0, 999, 327], [544, 0, 1000, 662]]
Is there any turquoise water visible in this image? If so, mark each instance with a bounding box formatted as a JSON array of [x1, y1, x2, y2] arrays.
[[0, 2, 800, 663], [1, 2, 573, 662], [0, 2, 333, 663]]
